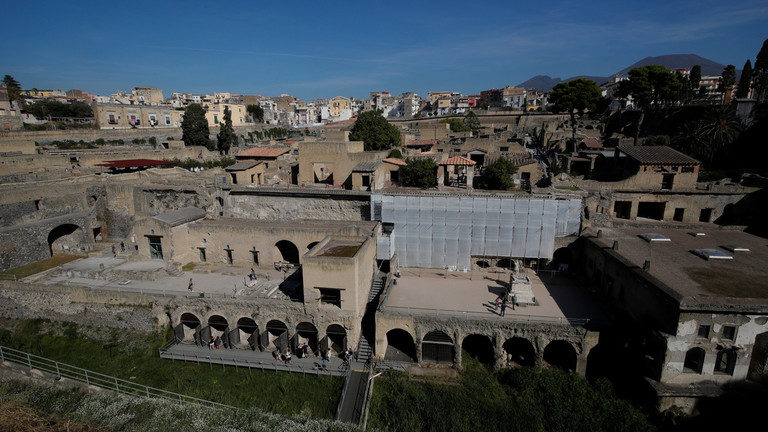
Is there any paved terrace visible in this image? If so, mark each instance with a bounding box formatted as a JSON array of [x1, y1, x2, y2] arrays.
[[381, 268, 604, 324], [27, 256, 300, 300]]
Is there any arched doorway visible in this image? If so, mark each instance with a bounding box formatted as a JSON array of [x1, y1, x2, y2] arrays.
[[543, 340, 577, 371], [422, 330, 454, 364], [275, 240, 300, 264], [325, 324, 347, 356], [307, 241, 320, 251], [207, 315, 229, 347], [179, 313, 201, 343], [295, 322, 319, 355], [462, 334, 495, 365], [236, 317, 259, 350], [503, 337, 536, 367], [47, 224, 83, 256], [552, 247, 573, 271], [266, 320, 289, 351], [385, 329, 417, 362], [683, 347, 705, 374], [496, 258, 515, 270]]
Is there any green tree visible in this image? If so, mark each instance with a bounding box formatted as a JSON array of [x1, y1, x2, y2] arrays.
[[388, 148, 403, 159], [440, 118, 470, 132], [216, 106, 238, 154], [400, 158, 437, 188], [463, 110, 481, 135], [719, 65, 736, 102], [181, 104, 213, 151], [548, 78, 602, 142], [736, 60, 753, 98], [689, 64, 702, 96], [753, 38, 768, 102], [476, 157, 516, 190], [616, 65, 683, 144], [696, 106, 741, 167], [349, 110, 401, 151], [246, 104, 264, 122], [2, 75, 22, 103]]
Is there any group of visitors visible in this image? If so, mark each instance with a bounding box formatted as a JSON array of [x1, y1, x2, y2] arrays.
[[248, 268, 257, 281], [110, 242, 126, 258], [274, 348, 293, 365], [493, 289, 517, 317], [207, 336, 224, 350]]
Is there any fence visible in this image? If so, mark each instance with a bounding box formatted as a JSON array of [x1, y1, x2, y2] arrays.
[[0, 345, 237, 411]]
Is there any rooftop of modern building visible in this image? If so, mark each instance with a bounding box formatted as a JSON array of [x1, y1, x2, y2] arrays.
[[585, 226, 768, 311], [616, 145, 699, 166]]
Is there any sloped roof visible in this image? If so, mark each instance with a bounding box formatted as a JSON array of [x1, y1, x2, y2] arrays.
[[235, 146, 290, 158], [352, 161, 382, 172], [382, 158, 407, 166], [152, 206, 206, 227], [582, 138, 602, 149], [618, 145, 699, 165], [439, 156, 476, 166], [225, 160, 261, 171]]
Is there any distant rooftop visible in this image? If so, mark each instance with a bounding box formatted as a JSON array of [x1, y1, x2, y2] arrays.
[[439, 156, 476, 166], [352, 161, 382, 172], [152, 206, 206, 227], [235, 147, 290, 159], [314, 239, 363, 257], [617, 145, 699, 166], [383, 158, 407, 166], [225, 160, 261, 171]]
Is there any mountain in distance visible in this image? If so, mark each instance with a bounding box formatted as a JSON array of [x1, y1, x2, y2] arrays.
[[518, 54, 729, 91]]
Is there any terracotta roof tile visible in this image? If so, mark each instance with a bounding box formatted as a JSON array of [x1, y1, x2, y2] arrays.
[[439, 156, 476, 166], [382, 158, 407, 166], [618, 145, 699, 165]]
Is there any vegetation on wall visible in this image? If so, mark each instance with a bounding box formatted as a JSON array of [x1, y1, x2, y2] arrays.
[[400, 157, 437, 188], [167, 157, 236, 169], [439, 118, 470, 132]]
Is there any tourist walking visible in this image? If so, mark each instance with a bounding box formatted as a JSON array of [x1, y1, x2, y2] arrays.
[[187, 278, 194, 292], [500, 296, 508, 317], [285, 350, 292, 365], [214, 336, 222, 350], [111, 245, 116, 257], [208, 337, 215, 350]]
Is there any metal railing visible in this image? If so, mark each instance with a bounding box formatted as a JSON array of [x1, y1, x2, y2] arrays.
[[0, 345, 237, 411], [159, 343, 348, 377], [379, 304, 590, 326]]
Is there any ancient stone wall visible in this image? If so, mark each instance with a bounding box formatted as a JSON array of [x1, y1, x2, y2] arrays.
[[228, 192, 369, 221]]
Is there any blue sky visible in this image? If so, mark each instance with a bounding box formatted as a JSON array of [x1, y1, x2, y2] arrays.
[[1, 1, 766, 100]]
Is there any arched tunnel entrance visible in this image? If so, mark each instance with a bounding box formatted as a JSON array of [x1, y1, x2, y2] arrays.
[[295, 322, 319, 355], [206, 315, 230, 347], [385, 329, 417, 362], [178, 313, 201, 344], [462, 334, 495, 365], [325, 324, 347, 356], [48, 224, 83, 256], [236, 317, 259, 350], [422, 330, 454, 364], [543, 340, 577, 371], [275, 240, 300, 264], [265, 320, 289, 351], [503, 337, 536, 367]]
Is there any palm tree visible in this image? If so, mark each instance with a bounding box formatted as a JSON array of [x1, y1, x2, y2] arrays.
[[696, 106, 741, 168]]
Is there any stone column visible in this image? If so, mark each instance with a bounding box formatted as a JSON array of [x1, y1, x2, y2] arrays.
[[454, 330, 463, 368], [535, 336, 546, 367], [415, 337, 423, 363], [466, 165, 474, 189], [494, 332, 505, 369]]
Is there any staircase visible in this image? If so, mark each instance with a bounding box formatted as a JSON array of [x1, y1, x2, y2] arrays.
[[356, 334, 373, 364], [368, 274, 386, 303]]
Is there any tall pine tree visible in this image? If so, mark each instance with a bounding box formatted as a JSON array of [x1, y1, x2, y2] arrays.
[[2, 75, 22, 103], [736, 60, 753, 99], [216, 106, 238, 155], [753, 38, 768, 102]]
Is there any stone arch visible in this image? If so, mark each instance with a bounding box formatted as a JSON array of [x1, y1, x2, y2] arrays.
[[307, 241, 320, 251], [543, 340, 577, 371], [496, 258, 515, 270], [422, 330, 454, 364], [295, 322, 319, 355], [206, 315, 229, 347], [552, 247, 573, 270], [462, 334, 495, 365], [47, 223, 83, 256], [476, 260, 491, 269], [385, 328, 417, 362], [683, 347, 705, 374], [325, 324, 347, 355], [715, 348, 737, 375], [274, 240, 300, 264], [265, 319, 289, 351], [235, 317, 259, 350], [503, 337, 536, 367], [179, 312, 201, 343]]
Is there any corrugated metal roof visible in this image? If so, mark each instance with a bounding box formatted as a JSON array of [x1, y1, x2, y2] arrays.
[[618, 145, 699, 165], [225, 160, 261, 171], [352, 161, 382, 172], [152, 206, 206, 227]]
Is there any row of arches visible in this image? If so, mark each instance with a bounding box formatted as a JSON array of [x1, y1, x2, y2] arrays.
[[178, 313, 348, 356], [385, 328, 580, 371], [683, 346, 737, 375], [274, 240, 320, 264]]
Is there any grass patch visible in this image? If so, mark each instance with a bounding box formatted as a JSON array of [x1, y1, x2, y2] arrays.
[[0, 379, 359, 432], [368, 356, 654, 432], [181, 262, 196, 271], [0, 254, 84, 279], [0, 320, 343, 419]]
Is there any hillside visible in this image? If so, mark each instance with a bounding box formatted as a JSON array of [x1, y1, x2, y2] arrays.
[[518, 54, 730, 91]]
